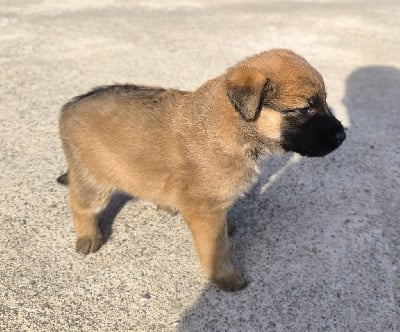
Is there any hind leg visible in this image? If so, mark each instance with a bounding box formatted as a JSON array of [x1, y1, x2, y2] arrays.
[[68, 170, 111, 254]]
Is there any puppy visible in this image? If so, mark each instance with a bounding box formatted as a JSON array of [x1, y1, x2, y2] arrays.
[[58, 49, 346, 291]]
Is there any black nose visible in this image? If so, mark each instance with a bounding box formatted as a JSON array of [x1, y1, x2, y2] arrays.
[[334, 130, 346, 144]]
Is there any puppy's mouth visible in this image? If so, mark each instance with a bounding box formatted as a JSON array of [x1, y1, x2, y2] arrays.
[[291, 140, 344, 157]]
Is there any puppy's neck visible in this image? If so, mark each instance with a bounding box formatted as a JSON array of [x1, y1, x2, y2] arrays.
[[186, 78, 277, 162]]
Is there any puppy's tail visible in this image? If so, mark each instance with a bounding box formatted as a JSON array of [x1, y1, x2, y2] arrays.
[[56, 172, 69, 186]]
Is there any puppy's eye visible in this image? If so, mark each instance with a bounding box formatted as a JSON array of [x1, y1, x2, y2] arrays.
[[294, 107, 314, 116]]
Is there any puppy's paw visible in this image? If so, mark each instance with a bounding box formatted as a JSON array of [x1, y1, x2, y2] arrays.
[[75, 235, 103, 255], [213, 269, 248, 292]]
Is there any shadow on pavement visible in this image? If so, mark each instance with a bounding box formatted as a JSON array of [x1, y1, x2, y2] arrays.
[[344, 65, 400, 322], [97, 192, 133, 243], [176, 66, 400, 331]]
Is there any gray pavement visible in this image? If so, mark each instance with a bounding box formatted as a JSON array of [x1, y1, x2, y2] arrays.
[[1, 0, 399, 331]]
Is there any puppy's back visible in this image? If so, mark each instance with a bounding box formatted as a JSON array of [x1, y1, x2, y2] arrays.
[[61, 84, 173, 118], [59, 84, 189, 203], [60, 83, 188, 136]]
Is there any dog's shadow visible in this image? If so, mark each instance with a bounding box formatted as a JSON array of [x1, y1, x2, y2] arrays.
[[176, 66, 400, 330], [97, 192, 134, 243]]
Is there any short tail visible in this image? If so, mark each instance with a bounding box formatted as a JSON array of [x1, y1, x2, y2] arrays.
[[56, 172, 69, 185]]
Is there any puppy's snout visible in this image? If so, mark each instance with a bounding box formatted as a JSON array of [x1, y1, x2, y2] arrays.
[[324, 127, 346, 146], [334, 130, 346, 144]]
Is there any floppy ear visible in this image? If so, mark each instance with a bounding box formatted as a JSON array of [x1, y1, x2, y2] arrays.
[[226, 67, 270, 121]]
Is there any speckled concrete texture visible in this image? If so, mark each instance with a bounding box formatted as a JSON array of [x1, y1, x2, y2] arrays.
[[1, 0, 399, 331]]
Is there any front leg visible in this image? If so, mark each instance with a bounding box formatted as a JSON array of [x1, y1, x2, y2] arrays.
[[181, 204, 247, 292]]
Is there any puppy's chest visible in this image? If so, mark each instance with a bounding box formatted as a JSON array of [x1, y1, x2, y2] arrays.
[[208, 155, 260, 202], [233, 163, 260, 197]]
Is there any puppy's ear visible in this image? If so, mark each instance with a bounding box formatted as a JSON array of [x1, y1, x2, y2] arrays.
[[226, 67, 271, 121]]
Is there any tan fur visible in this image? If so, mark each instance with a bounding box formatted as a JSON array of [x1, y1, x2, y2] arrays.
[[256, 108, 283, 141], [59, 49, 327, 291]]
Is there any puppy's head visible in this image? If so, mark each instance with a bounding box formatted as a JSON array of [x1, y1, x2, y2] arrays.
[[226, 49, 346, 157]]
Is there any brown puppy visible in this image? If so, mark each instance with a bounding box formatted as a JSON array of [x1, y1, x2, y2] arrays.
[[58, 49, 345, 291]]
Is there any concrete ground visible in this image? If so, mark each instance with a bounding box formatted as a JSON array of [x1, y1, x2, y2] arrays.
[[1, 0, 399, 330]]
